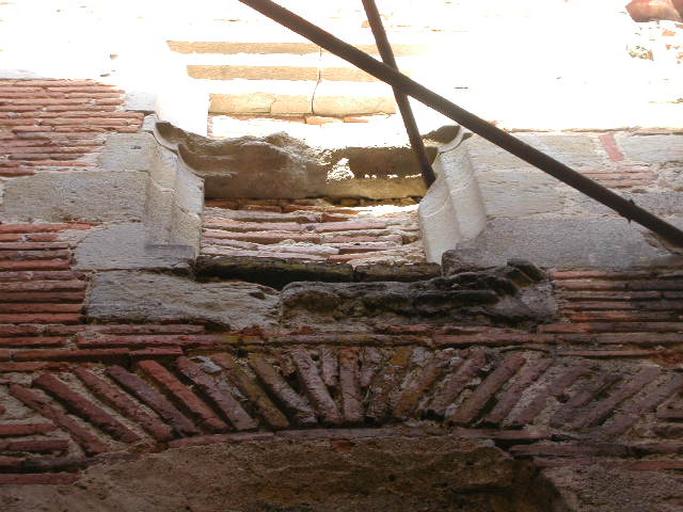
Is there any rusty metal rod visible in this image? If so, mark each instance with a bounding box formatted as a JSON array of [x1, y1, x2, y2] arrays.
[[237, 0, 683, 248], [361, 0, 436, 187]]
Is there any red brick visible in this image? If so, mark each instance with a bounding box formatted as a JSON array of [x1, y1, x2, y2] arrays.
[[0, 304, 82, 314], [0, 270, 83, 281], [136, 360, 228, 433], [0, 337, 67, 348], [204, 219, 304, 232], [567, 311, 681, 323], [0, 423, 57, 437], [365, 347, 413, 422], [0, 362, 71, 373], [129, 347, 184, 359], [203, 231, 321, 245], [0, 223, 89, 234], [328, 253, 381, 263], [0, 242, 70, 251], [0, 292, 85, 304], [13, 348, 127, 363], [571, 367, 662, 429], [292, 349, 342, 426], [425, 348, 487, 418], [394, 350, 451, 420], [175, 357, 257, 431], [0, 456, 26, 470], [542, 322, 683, 334], [0, 280, 86, 293], [33, 373, 141, 443], [248, 353, 317, 427], [508, 365, 589, 427], [623, 460, 683, 472], [0, 313, 81, 324], [605, 374, 683, 435], [557, 349, 677, 358], [76, 334, 226, 349], [433, 332, 550, 347], [589, 333, 683, 346], [599, 133, 625, 162], [168, 431, 278, 450], [338, 348, 363, 424], [551, 270, 651, 280], [0, 439, 69, 454], [0, 259, 71, 271], [84, 324, 206, 335], [449, 353, 526, 425], [359, 347, 382, 388], [212, 353, 289, 430], [8, 79, 102, 87], [74, 368, 174, 443], [0, 472, 80, 485], [509, 443, 628, 459], [485, 359, 552, 425], [106, 365, 199, 437], [8, 384, 109, 456], [550, 372, 622, 429], [320, 347, 339, 388]]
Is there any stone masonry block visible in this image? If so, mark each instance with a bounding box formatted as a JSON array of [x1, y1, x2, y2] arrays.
[[87, 270, 279, 330], [75, 223, 193, 271], [419, 138, 486, 264], [1, 171, 148, 224]]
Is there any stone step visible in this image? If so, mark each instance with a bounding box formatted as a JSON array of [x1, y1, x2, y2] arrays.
[[205, 79, 396, 116], [167, 37, 428, 57], [313, 81, 396, 117], [186, 53, 320, 82], [205, 79, 316, 115], [182, 53, 420, 83]]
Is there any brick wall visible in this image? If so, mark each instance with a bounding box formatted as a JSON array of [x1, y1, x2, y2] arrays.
[[0, 80, 143, 177]]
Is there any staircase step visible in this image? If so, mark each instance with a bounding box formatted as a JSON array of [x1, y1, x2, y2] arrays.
[[167, 38, 427, 57], [207, 79, 317, 115], [205, 79, 396, 117], [187, 54, 320, 81], [313, 81, 396, 117], [169, 40, 320, 56], [182, 53, 416, 83]]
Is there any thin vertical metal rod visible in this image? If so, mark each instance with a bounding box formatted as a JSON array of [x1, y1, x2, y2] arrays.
[[237, 0, 683, 248], [361, 0, 436, 187]]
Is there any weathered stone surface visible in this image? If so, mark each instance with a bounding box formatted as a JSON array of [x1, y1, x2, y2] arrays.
[[353, 262, 441, 282], [312, 81, 396, 116], [96, 130, 204, 251], [419, 137, 487, 264], [156, 122, 429, 200], [86, 270, 278, 329], [542, 462, 683, 512], [75, 224, 194, 271], [196, 254, 355, 289], [0, 434, 522, 512], [97, 133, 158, 173], [0, 171, 147, 223], [617, 134, 683, 164], [281, 264, 553, 329], [209, 80, 316, 115], [478, 170, 565, 218], [445, 218, 683, 270], [467, 133, 601, 172]]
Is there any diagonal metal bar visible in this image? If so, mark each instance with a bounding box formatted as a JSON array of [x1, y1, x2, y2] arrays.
[[237, 0, 683, 248], [361, 0, 436, 187]]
